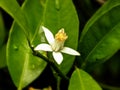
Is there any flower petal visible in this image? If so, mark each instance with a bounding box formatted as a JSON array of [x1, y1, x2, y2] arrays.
[[34, 44, 52, 51], [42, 26, 55, 44], [61, 47, 80, 56], [52, 52, 63, 65]]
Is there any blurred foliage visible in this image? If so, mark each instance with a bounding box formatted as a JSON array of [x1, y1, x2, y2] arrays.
[[0, 0, 120, 90]]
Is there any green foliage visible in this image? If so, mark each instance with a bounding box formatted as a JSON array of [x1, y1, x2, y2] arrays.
[[0, 0, 29, 35], [0, 0, 79, 89], [38, 0, 79, 74], [7, 22, 47, 88], [79, 0, 120, 70], [0, 0, 120, 90], [68, 68, 102, 90]]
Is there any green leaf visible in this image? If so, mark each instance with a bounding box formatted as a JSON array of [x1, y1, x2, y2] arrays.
[[68, 68, 102, 90], [6, 0, 78, 89], [41, 0, 79, 74], [6, 0, 47, 89], [0, 0, 30, 37], [7, 22, 47, 89], [79, 0, 120, 69]]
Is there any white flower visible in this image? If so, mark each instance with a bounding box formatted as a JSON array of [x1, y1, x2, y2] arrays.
[[34, 26, 80, 65]]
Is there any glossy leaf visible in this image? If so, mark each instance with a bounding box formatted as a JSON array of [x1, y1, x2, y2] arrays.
[[79, 0, 120, 69], [5, 0, 78, 89], [0, 0, 30, 36], [41, 0, 79, 74], [7, 22, 47, 89], [68, 68, 102, 90], [6, 0, 47, 89]]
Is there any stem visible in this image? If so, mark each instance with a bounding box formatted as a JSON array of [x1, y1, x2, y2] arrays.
[[57, 77, 61, 90], [28, 40, 69, 80], [34, 50, 68, 80]]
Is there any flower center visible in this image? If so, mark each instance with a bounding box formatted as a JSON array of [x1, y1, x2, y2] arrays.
[[51, 28, 68, 52], [55, 28, 68, 41]]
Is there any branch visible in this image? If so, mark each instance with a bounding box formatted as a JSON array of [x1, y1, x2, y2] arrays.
[[28, 40, 69, 80]]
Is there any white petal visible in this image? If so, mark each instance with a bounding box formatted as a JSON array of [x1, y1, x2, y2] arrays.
[[34, 44, 52, 51], [52, 52, 63, 65], [61, 47, 80, 56], [42, 26, 55, 44]]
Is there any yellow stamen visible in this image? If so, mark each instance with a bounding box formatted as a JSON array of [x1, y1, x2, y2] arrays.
[[52, 28, 68, 51], [55, 28, 68, 41]]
